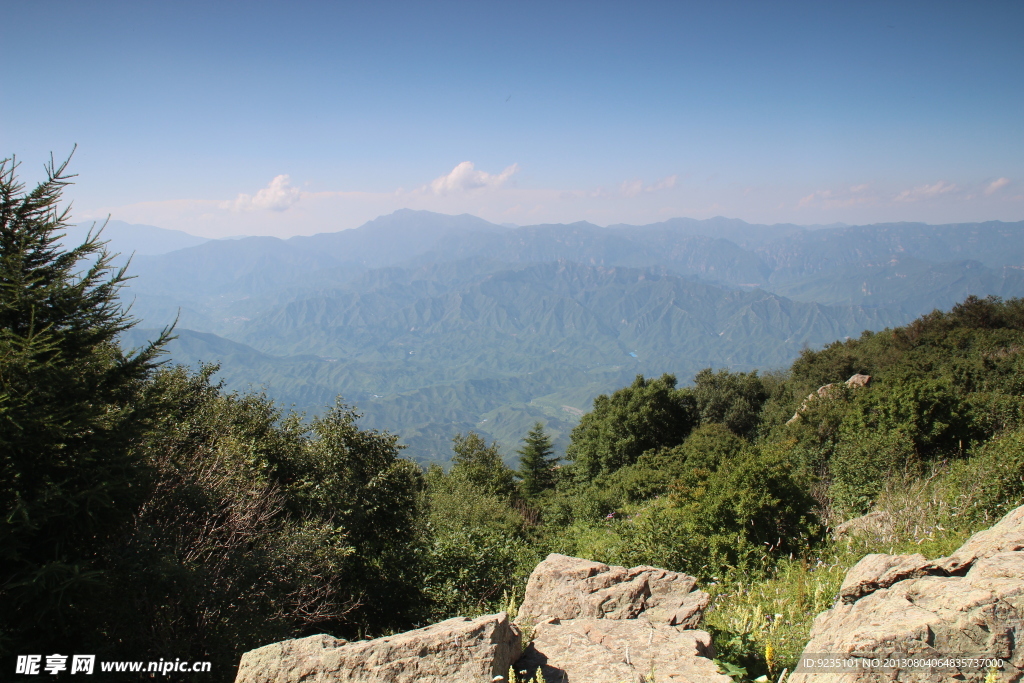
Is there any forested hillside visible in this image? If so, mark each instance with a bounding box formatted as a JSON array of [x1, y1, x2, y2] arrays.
[[106, 211, 1024, 463], [121, 260, 902, 463]]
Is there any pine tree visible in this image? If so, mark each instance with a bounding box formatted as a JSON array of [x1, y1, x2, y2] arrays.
[[0, 152, 171, 654], [517, 422, 556, 496]]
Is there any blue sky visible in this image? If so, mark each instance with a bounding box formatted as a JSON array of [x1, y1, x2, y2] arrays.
[[2, 1, 1021, 237]]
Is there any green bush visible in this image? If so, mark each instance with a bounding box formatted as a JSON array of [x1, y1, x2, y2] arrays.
[[936, 427, 1024, 526], [450, 431, 517, 499], [659, 422, 749, 473], [421, 457, 537, 620], [689, 368, 770, 440], [85, 365, 354, 671], [829, 429, 916, 515], [566, 374, 697, 480], [573, 444, 821, 579], [271, 398, 425, 633]]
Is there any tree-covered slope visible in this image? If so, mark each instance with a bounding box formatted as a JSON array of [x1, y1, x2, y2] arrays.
[[111, 211, 1024, 463], [128, 260, 904, 463]]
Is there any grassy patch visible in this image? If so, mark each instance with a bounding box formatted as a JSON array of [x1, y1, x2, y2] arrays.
[[704, 474, 992, 682]]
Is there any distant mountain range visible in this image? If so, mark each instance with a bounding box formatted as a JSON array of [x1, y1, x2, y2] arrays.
[[62, 220, 211, 255], [109, 210, 1024, 464]]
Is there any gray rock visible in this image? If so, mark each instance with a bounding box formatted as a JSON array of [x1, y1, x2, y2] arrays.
[[845, 374, 872, 389], [837, 552, 933, 604], [234, 635, 348, 683], [235, 555, 721, 683], [514, 554, 724, 682], [790, 504, 1024, 682], [515, 616, 730, 683], [234, 612, 521, 683], [668, 590, 712, 629], [937, 503, 1024, 575], [515, 554, 707, 626], [787, 374, 872, 424]]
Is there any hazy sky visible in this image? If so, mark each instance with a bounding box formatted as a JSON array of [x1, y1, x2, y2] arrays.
[[3, 1, 1022, 238]]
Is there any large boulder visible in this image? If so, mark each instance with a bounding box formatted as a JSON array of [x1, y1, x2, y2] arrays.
[[233, 554, 727, 683], [515, 616, 725, 683], [514, 554, 728, 683], [790, 504, 1024, 682], [836, 552, 933, 604], [515, 553, 709, 627], [234, 612, 521, 683]]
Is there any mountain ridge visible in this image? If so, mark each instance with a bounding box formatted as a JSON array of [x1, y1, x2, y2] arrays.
[[113, 210, 1024, 463]]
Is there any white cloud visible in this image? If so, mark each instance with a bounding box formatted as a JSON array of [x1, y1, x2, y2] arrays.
[[893, 180, 958, 203], [429, 161, 518, 194], [620, 179, 644, 198], [620, 175, 677, 198], [797, 185, 879, 210], [648, 175, 678, 192], [222, 174, 302, 212], [985, 177, 1011, 196]]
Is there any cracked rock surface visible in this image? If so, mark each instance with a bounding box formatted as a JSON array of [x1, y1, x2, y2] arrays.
[[514, 554, 728, 683], [790, 504, 1024, 682], [234, 613, 521, 683]]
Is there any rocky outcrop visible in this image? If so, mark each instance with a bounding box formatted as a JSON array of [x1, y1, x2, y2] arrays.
[[845, 374, 872, 390], [790, 504, 1024, 682], [234, 612, 521, 683], [787, 374, 872, 424], [516, 554, 709, 626], [233, 554, 727, 683], [836, 552, 934, 604], [515, 616, 722, 683], [513, 554, 728, 683]]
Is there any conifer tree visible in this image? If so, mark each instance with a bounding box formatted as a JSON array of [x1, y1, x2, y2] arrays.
[[0, 152, 171, 653], [517, 422, 556, 496]]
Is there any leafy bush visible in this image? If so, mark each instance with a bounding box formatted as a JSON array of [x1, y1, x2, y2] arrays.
[[689, 368, 770, 440], [421, 451, 537, 621], [565, 442, 821, 580], [659, 422, 749, 473], [935, 427, 1024, 526], [272, 398, 425, 633], [88, 367, 370, 670], [450, 431, 517, 499], [828, 429, 917, 515], [566, 373, 697, 480]]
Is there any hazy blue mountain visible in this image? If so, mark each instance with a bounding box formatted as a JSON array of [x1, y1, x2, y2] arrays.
[[406, 223, 772, 287], [758, 221, 1024, 278], [61, 220, 210, 255], [128, 259, 904, 463], [605, 216, 810, 249], [770, 258, 1024, 314], [113, 210, 1024, 463], [288, 209, 509, 267], [124, 210, 506, 331]]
